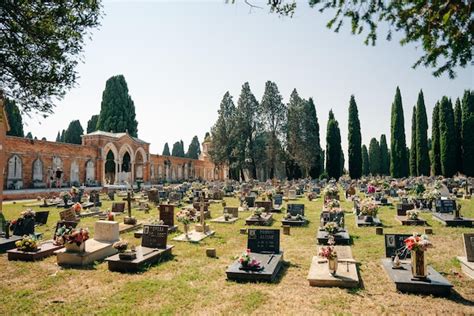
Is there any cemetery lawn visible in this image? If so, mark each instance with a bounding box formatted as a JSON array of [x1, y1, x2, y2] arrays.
[[1, 195, 473, 315]]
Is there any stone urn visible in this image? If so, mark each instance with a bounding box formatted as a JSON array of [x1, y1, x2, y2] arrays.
[[411, 250, 427, 279], [328, 256, 338, 276]]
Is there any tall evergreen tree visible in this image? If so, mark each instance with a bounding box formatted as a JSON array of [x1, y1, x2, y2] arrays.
[[368, 138, 381, 175], [235, 82, 262, 179], [410, 106, 417, 176], [379, 134, 390, 175], [431, 102, 442, 175], [186, 136, 201, 159], [362, 145, 370, 176], [5, 98, 24, 137], [286, 89, 304, 179], [347, 95, 362, 179], [415, 90, 430, 175], [390, 87, 408, 178], [96, 75, 138, 136], [209, 92, 238, 179], [326, 110, 342, 179], [439, 97, 456, 177], [172, 141, 185, 157], [25, 132, 33, 139], [60, 129, 65, 142], [56, 132, 61, 142], [303, 98, 323, 178], [453, 98, 463, 173], [86, 114, 99, 133], [64, 120, 84, 144], [462, 90, 474, 176], [260, 81, 286, 179], [162, 143, 170, 156]]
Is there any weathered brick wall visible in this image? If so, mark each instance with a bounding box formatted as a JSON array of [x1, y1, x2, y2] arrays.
[[4, 136, 99, 189]]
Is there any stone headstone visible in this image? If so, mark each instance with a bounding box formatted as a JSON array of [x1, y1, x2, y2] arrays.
[[142, 224, 168, 249], [224, 207, 238, 218], [147, 189, 159, 204], [34, 211, 49, 225], [112, 202, 125, 213], [11, 217, 35, 236], [384, 234, 411, 259], [59, 208, 77, 222], [94, 221, 119, 242], [273, 194, 283, 206], [435, 199, 456, 213], [245, 196, 255, 208], [288, 190, 297, 199], [247, 229, 280, 254], [159, 204, 175, 227], [287, 204, 304, 216], [463, 233, 474, 262]]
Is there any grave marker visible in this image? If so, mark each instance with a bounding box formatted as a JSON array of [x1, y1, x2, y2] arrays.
[[142, 225, 168, 249], [384, 234, 411, 259], [247, 229, 280, 254]]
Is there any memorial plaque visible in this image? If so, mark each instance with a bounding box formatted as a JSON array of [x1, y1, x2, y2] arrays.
[[385, 234, 411, 259], [287, 204, 305, 216], [247, 229, 280, 254], [435, 199, 456, 213], [273, 195, 283, 206], [463, 233, 474, 262], [112, 202, 125, 213], [142, 224, 168, 249], [159, 204, 175, 227], [224, 207, 239, 218], [34, 211, 49, 225], [245, 196, 256, 208], [59, 208, 77, 222]]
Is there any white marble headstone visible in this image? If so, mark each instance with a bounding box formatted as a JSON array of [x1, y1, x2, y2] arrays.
[[94, 220, 119, 242]]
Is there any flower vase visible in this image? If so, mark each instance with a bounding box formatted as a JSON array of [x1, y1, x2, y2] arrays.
[[63, 197, 69, 208], [65, 242, 85, 253], [328, 256, 338, 275], [183, 223, 189, 239], [411, 250, 427, 279]]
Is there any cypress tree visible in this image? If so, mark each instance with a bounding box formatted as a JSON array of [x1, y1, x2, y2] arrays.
[[56, 132, 61, 142], [362, 145, 370, 176], [379, 134, 390, 175], [186, 136, 201, 159], [304, 98, 323, 178], [326, 110, 342, 179], [453, 98, 463, 173], [162, 143, 170, 156], [369, 138, 381, 175], [439, 97, 456, 177], [431, 102, 441, 175], [415, 90, 430, 176], [462, 90, 474, 176], [5, 98, 24, 137], [97, 75, 138, 136], [25, 132, 33, 139], [348, 95, 362, 179], [286, 89, 304, 179], [172, 141, 185, 157], [390, 87, 408, 178], [410, 106, 417, 176], [87, 114, 99, 133], [64, 120, 84, 144]]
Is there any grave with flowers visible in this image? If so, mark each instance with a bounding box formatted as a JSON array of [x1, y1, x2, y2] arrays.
[[395, 208, 427, 226], [355, 199, 382, 227], [245, 207, 273, 226], [381, 233, 452, 296], [173, 195, 215, 242], [307, 236, 359, 288], [226, 229, 283, 282], [432, 200, 473, 227], [55, 220, 120, 266], [0, 210, 42, 253], [211, 206, 239, 224]]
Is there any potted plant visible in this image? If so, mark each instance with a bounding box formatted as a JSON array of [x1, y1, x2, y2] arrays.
[[238, 249, 262, 271], [319, 236, 338, 275], [177, 209, 196, 239], [61, 227, 89, 253], [15, 235, 39, 252], [404, 234, 433, 279]]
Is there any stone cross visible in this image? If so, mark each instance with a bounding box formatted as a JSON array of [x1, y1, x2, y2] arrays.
[[123, 191, 135, 218]]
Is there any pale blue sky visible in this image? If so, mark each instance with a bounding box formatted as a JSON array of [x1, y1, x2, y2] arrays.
[[24, 1, 473, 156]]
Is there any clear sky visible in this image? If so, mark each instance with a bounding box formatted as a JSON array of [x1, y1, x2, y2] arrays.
[[23, 0, 473, 157]]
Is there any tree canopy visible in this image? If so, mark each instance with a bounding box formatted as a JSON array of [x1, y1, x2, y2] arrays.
[[4, 98, 24, 137], [186, 136, 201, 159], [87, 115, 99, 133], [64, 120, 84, 145], [1, 1, 102, 114]]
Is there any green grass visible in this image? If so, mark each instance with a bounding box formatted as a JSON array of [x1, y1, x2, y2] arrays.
[[0, 193, 473, 314]]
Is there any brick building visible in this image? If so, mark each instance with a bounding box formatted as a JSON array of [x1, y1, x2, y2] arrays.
[[3, 130, 227, 190]]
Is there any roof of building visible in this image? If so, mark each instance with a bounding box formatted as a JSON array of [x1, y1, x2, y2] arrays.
[[83, 130, 149, 144]]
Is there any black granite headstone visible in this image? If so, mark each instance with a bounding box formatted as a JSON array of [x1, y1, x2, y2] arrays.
[[385, 234, 411, 259], [247, 229, 280, 254], [435, 199, 456, 213], [273, 195, 283, 206], [287, 204, 305, 216], [245, 196, 256, 208], [142, 225, 168, 249], [159, 204, 175, 227], [34, 211, 49, 225]]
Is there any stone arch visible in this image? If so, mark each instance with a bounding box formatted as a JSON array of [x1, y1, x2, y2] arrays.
[[135, 147, 147, 163], [32, 158, 43, 182], [7, 155, 23, 189], [134, 148, 146, 180], [102, 142, 119, 161], [119, 143, 135, 163]]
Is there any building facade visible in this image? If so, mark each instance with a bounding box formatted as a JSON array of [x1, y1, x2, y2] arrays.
[[3, 130, 227, 190]]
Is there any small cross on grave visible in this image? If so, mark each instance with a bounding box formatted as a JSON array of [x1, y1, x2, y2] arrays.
[[123, 191, 137, 225], [195, 192, 209, 233]]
